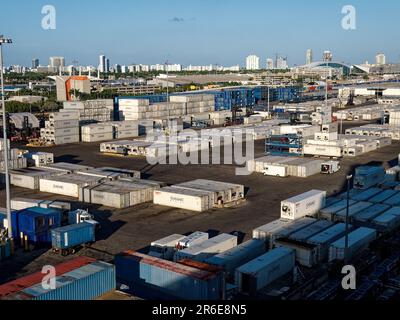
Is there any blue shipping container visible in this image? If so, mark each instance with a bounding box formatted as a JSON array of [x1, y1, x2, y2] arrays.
[[18, 261, 115, 300], [51, 222, 95, 250], [354, 166, 385, 190], [205, 239, 266, 277], [115, 251, 223, 300], [12, 207, 62, 244]]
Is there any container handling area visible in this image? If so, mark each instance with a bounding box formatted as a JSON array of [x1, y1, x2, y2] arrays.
[[2, 93, 400, 302]]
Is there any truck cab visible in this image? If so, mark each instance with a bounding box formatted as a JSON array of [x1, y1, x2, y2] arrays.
[[68, 209, 100, 230], [321, 161, 341, 174], [148, 234, 186, 260]]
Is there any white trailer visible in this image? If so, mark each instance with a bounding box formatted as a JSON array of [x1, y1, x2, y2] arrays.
[[262, 165, 288, 177]]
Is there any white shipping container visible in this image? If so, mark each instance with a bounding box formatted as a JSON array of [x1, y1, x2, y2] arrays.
[[39, 174, 101, 198], [81, 132, 114, 142], [49, 111, 79, 121], [174, 233, 237, 262], [281, 190, 327, 220], [153, 187, 214, 212], [43, 135, 80, 145], [303, 144, 343, 158], [24, 152, 54, 167], [177, 231, 209, 249], [9, 167, 66, 190]]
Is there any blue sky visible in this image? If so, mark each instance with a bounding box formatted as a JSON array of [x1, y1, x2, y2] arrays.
[[1, 0, 399, 67]]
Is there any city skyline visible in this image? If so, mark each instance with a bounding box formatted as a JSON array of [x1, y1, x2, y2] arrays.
[[1, 0, 399, 67]]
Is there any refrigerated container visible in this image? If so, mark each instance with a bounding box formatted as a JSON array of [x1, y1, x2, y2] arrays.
[[320, 199, 358, 220], [252, 219, 292, 245], [153, 187, 214, 212], [274, 238, 318, 267], [235, 247, 295, 295], [328, 227, 377, 262], [281, 190, 326, 220], [351, 188, 384, 202], [354, 166, 385, 190], [368, 189, 398, 203], [149, 234, 186, 260], [177, 232, 209, 249], [205, 239, 266, 277], [174, 234, 237, 262], [307, 223, 349, 262], [333, 202, 374, 222], [353, 203, 391, 224], [289, 220, 334, 242]]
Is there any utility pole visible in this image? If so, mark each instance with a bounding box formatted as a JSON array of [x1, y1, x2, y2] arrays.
[[0, 35, 12, 238], [344, 174, 352, 264], [165, 60, 170, 118]]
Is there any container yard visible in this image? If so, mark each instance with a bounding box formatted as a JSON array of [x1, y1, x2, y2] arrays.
[[4, 0, 400, 306], [3, 118, 400, 302]]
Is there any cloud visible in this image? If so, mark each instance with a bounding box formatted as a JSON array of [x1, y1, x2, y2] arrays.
[[170, 17, 196, 23], [171, 17, 185, 23]]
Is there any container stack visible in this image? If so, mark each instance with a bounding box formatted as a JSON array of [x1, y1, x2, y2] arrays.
[[0, 140, 27, 171], [79, 178, 162, 209], [0, 257, 116, 300], [39, 174, 103, 197], [389, 111, 400, 125], [114, 251, 224, 300], [110, 121, 139, 139], [153, 179, 245, 212], [81, 123, 114, 142], [41, 111, 80, 145], [247, 156, 324, 178], [118, 94, 215, 121], [62, 99, 114, 123], [8, 167, 67, 190], [23, 152, 54, 167], [170, 94, 215, 115]]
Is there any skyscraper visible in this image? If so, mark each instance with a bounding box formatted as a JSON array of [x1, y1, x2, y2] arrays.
[[246, 55, 260, 70], [376, 53, 386, 65], [49, 57, 65, 68], [266, 58, 274, 70], [99, 55, 106, 73], [306, 49, 313, 65], [323, 51, 333, 62], [276, 57, 288, 70], [106, 58, 110, 73], [32, 58, 39, 69]]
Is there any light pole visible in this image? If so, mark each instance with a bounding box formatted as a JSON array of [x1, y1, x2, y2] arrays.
[[0, 35, 12, 238], [344, 174, 352, 264]]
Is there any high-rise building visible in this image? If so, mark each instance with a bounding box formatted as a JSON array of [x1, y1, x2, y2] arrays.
[[246, 55, 260, 70], [266, 58, 274, 70], [376, 53, 386, 65], [99, 55, 107, 73], [106, 59, 110, 73], [49, 57, 65, 68], [114, 64, 122, 73], [323, 51, 333, 62], [276, 57, 288, 70], [32, 59, 39, 69], [306, 49, 313, 65]]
